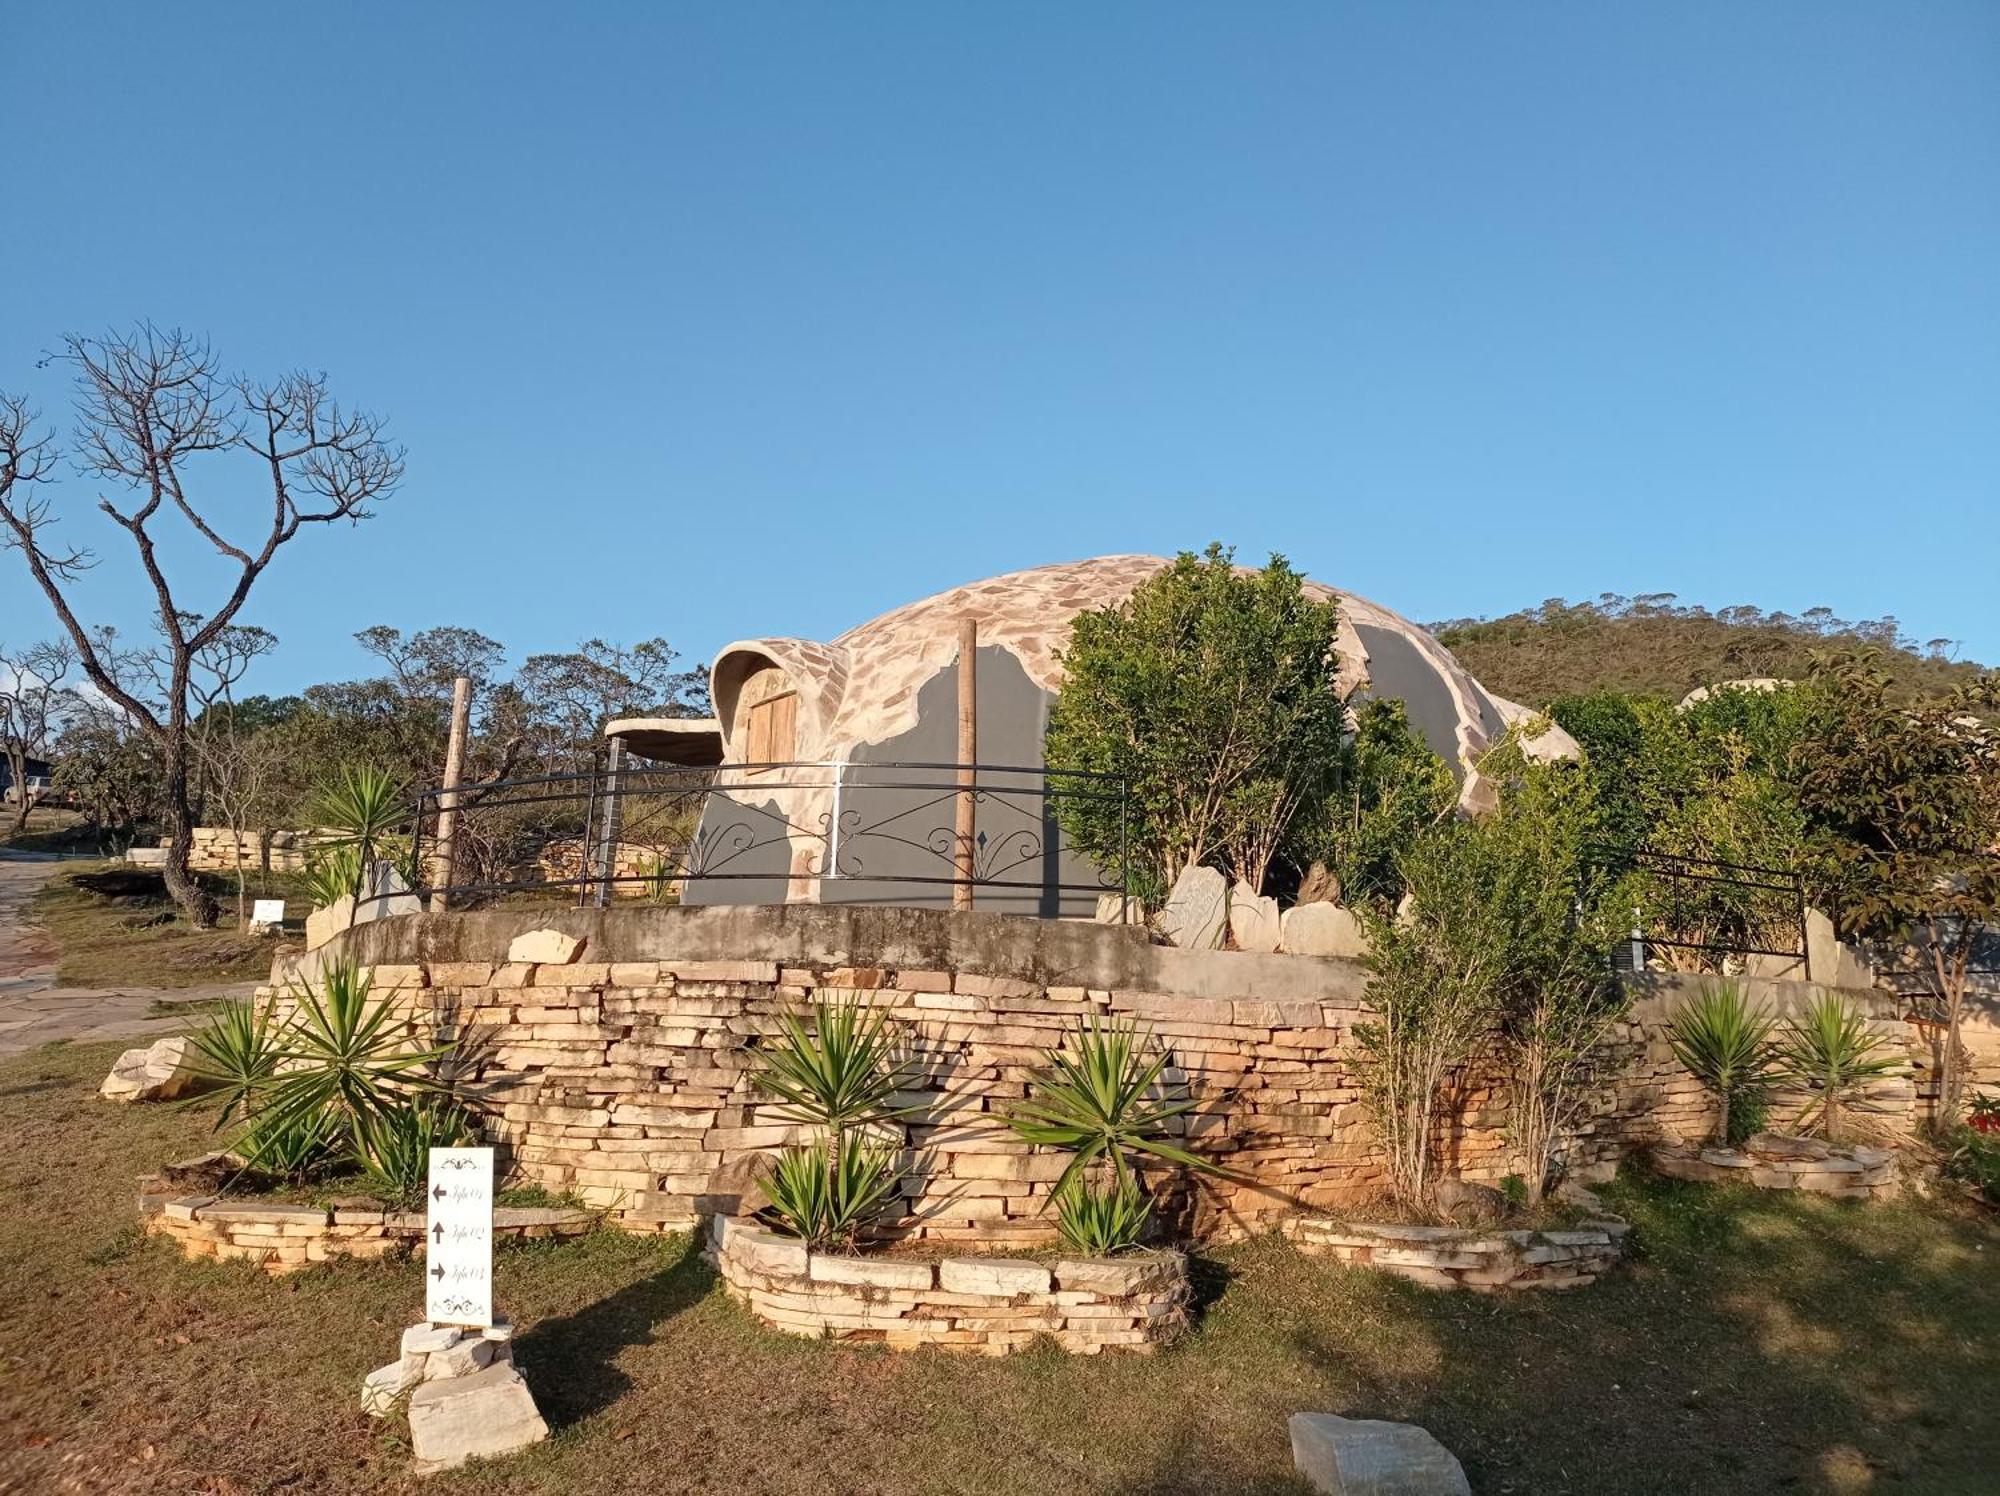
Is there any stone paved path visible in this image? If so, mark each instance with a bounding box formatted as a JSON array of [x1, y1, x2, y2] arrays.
[[0, 852, 261, 1061]]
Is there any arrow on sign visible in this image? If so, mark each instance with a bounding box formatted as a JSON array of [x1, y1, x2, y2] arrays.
[[433, 1185, 447, 1201], [431, 1264, 445, 1281], [432, 1222, 444, 1244]]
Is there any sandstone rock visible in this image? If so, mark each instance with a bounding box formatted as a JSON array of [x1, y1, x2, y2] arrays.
[[809, 1253, 936, 1290], [1228, 882, 1282, 953], [1806, 907, 1876, 989], [507, 928, 585, 965], [1054, 1251, 1183, 1296], [1158, 866, 1228, 950], [1289, 1413, 1471, 1496], [939, 1256, 1053, 1296], [1432, 1178, 1512, 1227], [407, 1361, 548, 1474], [99, 1037, 208, 1102], [1094, 892, 1137, 924], [361, 1359, 421, 1418], [1281, 903, 1371, 960], [1744, 1132, 1831, 1161], [1295, 861, 1338, 906]]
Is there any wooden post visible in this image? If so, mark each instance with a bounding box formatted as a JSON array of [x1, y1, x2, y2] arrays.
[[954, 619, 977, 911], [428, 675, 472, 913]]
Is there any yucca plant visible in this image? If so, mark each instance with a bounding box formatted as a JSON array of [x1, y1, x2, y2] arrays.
[[751, 999, 916, 1244], [761, 1139, 903, 1249], [185, 997, 282, 1129], [238, 1102, 338, 1181], [246, 960, 458, 1166], [1008, 1017, 1213, 1199], [358, 1096, 476, 1206], [1773, 992, 1900, 1143], [301, 843, 363, 912], [311, 763, 414, 910], [1054, 1174, 1154, 1256], [1666, 982, 1775, 1146]]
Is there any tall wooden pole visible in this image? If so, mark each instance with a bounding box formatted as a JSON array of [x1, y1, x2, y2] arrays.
[[954, 619, 977, 911], [428, 675, 472, 913]]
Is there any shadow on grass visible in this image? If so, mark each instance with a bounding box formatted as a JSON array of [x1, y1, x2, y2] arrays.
[[515, 1233, 715, 1429]]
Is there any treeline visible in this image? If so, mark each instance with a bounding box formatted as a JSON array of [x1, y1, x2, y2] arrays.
[[1434, 594, 1990, 707], [44, 625, 709, 851]]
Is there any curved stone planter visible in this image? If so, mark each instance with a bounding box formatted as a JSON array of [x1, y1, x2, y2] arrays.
[[140, 1195, 594, 1275], [1649, 1135, 1898, 1200], [706, 1215, 1187, 1355], [1281, 1216, 1629, 1292]]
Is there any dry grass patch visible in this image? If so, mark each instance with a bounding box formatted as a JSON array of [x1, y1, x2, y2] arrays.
[[27, 861, 303, 988], [1, 1041, 1995, 1494]]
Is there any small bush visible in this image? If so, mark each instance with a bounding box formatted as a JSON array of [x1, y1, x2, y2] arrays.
[[1054, 1176, 1153, 1256], [1939, 1124, 2000, 1205], [360, 1097, 476, 1206], [761, 1140, 901, 1248], [1666, 982, 1774, 1146], [1772, 991, 1900, 1142]]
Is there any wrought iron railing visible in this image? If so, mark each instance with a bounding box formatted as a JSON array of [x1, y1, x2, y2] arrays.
[[1587, 845, 1808, 971], [410, 759, 1131, 916]]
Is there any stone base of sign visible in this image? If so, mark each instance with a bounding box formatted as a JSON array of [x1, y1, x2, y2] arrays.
[[138, 1190, 593, 1275], [707, 1215, 1188, 1355], [1289, 1412, 1472, 1495], [1281, 1215, 1629, 1292], [360, 1318, 549, 1474], [1648, 1135, 1899, 1200]]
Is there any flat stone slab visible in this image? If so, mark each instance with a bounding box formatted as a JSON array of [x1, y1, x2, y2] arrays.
[[407, 1361, 548, 1474], [1290, 1413, 1471, 1495], [1158, 865, 1228, 950]]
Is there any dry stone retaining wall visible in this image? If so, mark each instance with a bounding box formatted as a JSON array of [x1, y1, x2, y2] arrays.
[[1649, 1138, 1899, 1200], [264, 905, 1925, 1248], [1281, 1217, 1629, 1292], [139, 1193, 593, 1274], [185, 827, 335, 874], [706, 1214, 1186, 1354]]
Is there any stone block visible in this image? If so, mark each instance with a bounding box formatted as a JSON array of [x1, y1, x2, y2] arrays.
[[99, 1037, 209, 1103], [728, 1226, 811, 1277], [360, 1358, 421, 1418], [1228, 881, 1282, 952], [1289, 1414, 1471, 1495], [809, 1253, 937, 1290], [939, 1257, 1052, 1296], [1280, 903, 1372, 960], [407, 1362, 549, 1474], [1054, 1252, 1182, 1297], [507, 928, 585, 965], [1158, 865, 1228, 950]]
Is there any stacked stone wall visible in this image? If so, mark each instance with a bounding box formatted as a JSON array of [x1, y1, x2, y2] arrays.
[[1281, 1217, 1627, 1292], [185, 826, 335, 874], [139, 1194, 592, 1274], [262, 905, 1926, 1248]]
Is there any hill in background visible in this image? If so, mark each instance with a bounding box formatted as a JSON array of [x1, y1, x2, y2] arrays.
[[1432, 594, 1989, 708]]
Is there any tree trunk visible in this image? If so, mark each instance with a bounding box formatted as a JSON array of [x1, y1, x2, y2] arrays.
[[1714, 1090, 1731, 1148], [157, 730, 219, 928], [6, 748, 29, 833]]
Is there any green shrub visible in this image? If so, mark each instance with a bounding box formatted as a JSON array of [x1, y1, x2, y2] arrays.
[[761, 1140, 902, 1249], [1772, 992, 1900, 1142], [186, 997, 281, 1129], [1939, 1125, 2000, 1205], [1054, 1175, 1153, 1256], [239, 1104, 338, 1180], [1666, 982, 1774, 1146], [359, 1096, 476, 1206]]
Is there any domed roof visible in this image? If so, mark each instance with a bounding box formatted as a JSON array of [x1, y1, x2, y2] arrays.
[[710, 555, 1572, 809]]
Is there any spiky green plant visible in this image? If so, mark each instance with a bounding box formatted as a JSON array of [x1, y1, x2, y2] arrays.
[[1773, 991, 1900, 1142], [1007, 1017, 1213, 1198], [1666, 982, 1775, 1146], [359, 1096, 476, 1206], [753, 999, 913, 1144], [238, 1102, 338, 1180], [185, 997, 281, 1130], [761, 1139, 902, 1248], [310, 763, 414, 909], [301, 843, 363, 912], [245, 960, 457, 1167], [1054, 1174, 1154, 1256]]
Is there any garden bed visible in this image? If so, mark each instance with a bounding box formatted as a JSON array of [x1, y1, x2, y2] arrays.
[[706, 1215, 1188, 1355], [1279, 1215, 1630, 1291], [1648, 1134, 1898, 1200], [138, 1188, 594, 1274]]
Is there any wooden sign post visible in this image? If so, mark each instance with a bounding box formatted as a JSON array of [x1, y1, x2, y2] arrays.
[[425, 1146, 494, 1328]]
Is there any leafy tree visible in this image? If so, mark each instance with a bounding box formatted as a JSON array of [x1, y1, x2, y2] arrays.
[[1791, 651, 2000, 1125], [51, 703, 163, 848], [0, 325, 403, 926], [1304, 698, 1455, 912], [0, 638, 80, 833], [1046, 544, 1349, 899], [517, 636, 710, 770]]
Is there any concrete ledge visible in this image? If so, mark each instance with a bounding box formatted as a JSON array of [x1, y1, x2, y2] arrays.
[[1282, 1215, 1629, 1292], [705, 1214, 1187, 1355]]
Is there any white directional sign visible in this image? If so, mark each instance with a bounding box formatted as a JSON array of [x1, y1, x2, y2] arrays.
[[425, 1146, 494, 1328], [249, 899, 287, 932]]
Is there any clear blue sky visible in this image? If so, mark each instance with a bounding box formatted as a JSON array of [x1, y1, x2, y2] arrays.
[[4, 2, 1996, 695]]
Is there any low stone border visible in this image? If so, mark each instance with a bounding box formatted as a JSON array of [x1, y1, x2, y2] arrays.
[[706, 1215, 1187, 1355], [139, 1194, 594, 1275], [1649, 1135, 1898, 1200], [1280, 1216, 1630, 1291]]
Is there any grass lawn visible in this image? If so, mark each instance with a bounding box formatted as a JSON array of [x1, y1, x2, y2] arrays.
[[1, 1042, 1995, 1495], [0, 805, 99, 855], [27, 861, 307, 989]]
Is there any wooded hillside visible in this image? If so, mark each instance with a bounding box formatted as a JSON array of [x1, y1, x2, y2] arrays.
[[1433, 595, 1989, 708]]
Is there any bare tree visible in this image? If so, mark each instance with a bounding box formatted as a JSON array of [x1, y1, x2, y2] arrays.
[[0, 325, 403, 925], [0, 638, 80, 833]]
